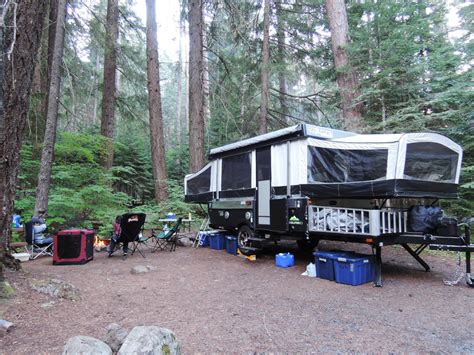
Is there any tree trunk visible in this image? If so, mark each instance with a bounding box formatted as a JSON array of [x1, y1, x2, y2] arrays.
[[100, 0, 119, 170], [146, 0, 168, 202], [325, 0, 363, 132], [259, 0, 270, 134], [34, 0, 67, 216], [0, 0, 48, 281], [276, 0, 289, 124], [31, 8, 49, 145], [30, 0, 57, 148], [176, 26, 183, 146], [92, 54, 100, 126], [188, 0, 205, 173], [202, 23, 210, 127]]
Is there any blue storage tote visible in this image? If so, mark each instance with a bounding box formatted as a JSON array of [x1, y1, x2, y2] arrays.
[[313, 250, 353, 281], [209, 233, 226, 250], [334, 254, 375, 286], [275, 253, 294, 268], [225, 236, 238, 255], [198, 232, 210, 247]]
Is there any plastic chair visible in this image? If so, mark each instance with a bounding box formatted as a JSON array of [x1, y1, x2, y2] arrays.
[[151, 218, 182, 252], [24, 221, 53, 259]]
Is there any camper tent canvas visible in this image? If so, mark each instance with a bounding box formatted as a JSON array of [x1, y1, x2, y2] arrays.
[[184, 124, 462, 202]]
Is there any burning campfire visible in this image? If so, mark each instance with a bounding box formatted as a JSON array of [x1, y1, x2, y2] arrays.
[[94, 235, 109, 252]]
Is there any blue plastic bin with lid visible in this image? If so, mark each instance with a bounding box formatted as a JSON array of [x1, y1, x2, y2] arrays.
[[225, 236, 238, 255], [209, 233, 226, 250], [313, 250, 354, 281], [275, 253, 294, 268], [334, 254, 375, 286]]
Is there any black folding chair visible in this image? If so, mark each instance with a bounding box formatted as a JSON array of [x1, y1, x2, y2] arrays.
[[25, 221, 53, 259], [151, 218, 182, 252], [109, 213, 146, 258]]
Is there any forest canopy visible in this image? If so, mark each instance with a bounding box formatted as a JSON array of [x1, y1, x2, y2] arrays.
[[2, 0, 474, 236]]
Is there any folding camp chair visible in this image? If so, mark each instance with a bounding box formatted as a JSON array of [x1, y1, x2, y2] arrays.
[[24, 221, 53, 260], [109, 213, 146, 258], [151, 218, 182, 252]]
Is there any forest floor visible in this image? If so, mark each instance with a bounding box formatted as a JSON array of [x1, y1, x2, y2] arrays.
[[1, 236, 473, 354]]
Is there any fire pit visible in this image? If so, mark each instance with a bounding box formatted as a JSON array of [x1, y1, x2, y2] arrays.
[[94, 236, 110, 252]]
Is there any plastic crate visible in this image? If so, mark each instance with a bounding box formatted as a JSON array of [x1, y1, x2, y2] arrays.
[[334, 254, 375, 286], [313, 251, 353, 281], [225, 236, 238, 255], [209, 233, 226, 250], [12, 253, 30, 262], [275, 253, 294, 268]]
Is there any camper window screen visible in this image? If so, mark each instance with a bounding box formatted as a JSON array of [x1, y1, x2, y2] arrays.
[[222, 153, 251, 190], [404, 143, 457, 182], [187, 166, 211, 195], [307, 146, 388, 183]]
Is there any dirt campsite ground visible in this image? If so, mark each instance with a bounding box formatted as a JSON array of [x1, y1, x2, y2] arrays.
[[1, 238, 473, 354]]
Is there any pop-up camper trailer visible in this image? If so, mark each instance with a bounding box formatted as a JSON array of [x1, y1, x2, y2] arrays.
[[184, 124, 473, 287]]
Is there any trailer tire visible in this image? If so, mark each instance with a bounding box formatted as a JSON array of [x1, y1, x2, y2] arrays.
[[297, 239, 319, 251], [237, 224, 257, 256]]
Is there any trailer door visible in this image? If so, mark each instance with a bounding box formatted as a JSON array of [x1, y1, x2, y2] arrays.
[[256, 147, 271, 228]]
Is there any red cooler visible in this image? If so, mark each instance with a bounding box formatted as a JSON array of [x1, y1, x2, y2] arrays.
[[53, 229, 94, 265]]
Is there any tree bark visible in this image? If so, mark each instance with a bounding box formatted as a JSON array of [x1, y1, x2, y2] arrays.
[[188, 0, 205, 173], [259, 0, 270, 134], [146, 0, 168, 202], [100, 0, 119, 170], [34, 0, 67, 216], [276, 0, 289, 124], [325, 0, 363, 132], [30, 0, 57, 147], [176, 25, 183, 146], [0, 0, 48, 279]]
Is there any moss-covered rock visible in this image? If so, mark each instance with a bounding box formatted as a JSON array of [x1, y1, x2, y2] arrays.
[[0, 281, 15, 299]]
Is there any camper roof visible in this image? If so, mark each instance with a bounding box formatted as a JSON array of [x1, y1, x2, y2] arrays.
[[209, 123, 356, 159]]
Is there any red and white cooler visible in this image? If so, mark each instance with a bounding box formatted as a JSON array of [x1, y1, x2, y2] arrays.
[[53, 229, 94, 265]]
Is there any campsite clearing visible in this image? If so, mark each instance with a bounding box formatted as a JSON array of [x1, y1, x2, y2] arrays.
[[1, 241, 473, 353]]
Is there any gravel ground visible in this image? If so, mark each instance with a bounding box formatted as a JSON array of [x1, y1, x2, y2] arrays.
[[1, 239, 473, 354]]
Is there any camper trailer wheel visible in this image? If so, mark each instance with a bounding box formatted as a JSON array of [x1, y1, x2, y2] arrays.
[[297, 239, 319, 251], [237, 225, 257, 256]]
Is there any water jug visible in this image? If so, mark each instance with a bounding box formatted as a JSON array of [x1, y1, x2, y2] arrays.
[[306, 262, 316, 277]]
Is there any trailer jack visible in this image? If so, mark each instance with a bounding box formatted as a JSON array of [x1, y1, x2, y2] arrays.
[[429, 225, 474, 288], [467, 274, 473, 287]]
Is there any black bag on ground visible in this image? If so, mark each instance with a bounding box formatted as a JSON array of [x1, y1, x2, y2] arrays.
[[408, 206, 443, 233]]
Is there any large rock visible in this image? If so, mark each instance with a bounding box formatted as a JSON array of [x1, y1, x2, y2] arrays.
[[31, 279, 80, 301], [118, 326, 180, 355], [176, 237, 193, 247], [104, 323, 128, 352], [0, 319, 14, 334], [0, 281, 15, 299], [63, 335, 112, 355]]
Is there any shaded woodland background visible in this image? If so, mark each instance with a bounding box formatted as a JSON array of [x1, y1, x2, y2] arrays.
[[0, 0, 472, 278]]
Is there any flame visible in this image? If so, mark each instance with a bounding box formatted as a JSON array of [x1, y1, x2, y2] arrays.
[[94, 235, 108, 248]]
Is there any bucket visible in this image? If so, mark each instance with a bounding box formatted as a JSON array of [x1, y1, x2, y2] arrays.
[[225, 236, 238, 255]]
